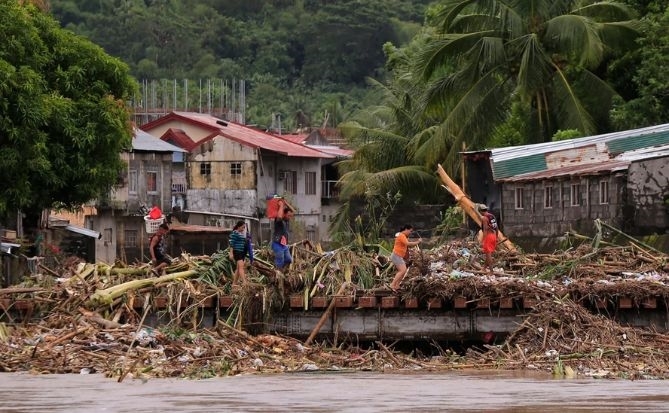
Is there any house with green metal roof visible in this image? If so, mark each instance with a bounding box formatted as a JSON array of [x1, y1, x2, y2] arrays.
[[463, 123, 669, 248]]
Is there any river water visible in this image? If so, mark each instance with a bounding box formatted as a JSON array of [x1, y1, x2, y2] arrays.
[[1, 370, 668, 412]]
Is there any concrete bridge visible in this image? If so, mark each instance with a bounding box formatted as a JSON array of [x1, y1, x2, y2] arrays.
[[2, 293, 666, 342]]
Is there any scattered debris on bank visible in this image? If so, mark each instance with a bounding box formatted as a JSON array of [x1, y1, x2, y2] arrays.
[[1, 237, 669, 380]]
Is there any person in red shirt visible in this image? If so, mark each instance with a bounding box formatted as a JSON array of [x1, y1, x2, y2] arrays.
[[478, 204, 498, 275], [389, 224, 422, 292]]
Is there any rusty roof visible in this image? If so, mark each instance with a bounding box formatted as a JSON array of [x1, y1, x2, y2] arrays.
[[142, 112, 334, 159], [278, 133, 308, 144], [169, 224, 231, 233], [499, 160, 630, 183], [160, 128, 198, 152]]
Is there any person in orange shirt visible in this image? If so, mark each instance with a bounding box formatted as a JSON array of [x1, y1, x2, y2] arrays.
[[389, 224, 421, 292], [478, 204, 498, 275]]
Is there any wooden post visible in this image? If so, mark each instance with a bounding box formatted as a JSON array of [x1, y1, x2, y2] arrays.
[[305, 282, 348, 345], [436, 164, 516, 252]]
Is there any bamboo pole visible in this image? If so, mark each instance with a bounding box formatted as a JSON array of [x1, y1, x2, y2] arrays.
[[436, 164, 516, 252], [597, 219, 666, 257], [305, 282, 348, 346]]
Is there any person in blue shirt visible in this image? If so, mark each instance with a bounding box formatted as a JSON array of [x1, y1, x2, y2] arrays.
[[272, 200, 294, 271], [229, 221, 250, 285]]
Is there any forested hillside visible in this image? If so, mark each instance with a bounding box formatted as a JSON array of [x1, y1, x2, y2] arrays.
[[49, 0, 433, 129]]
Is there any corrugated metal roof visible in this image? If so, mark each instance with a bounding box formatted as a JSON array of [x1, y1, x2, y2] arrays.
[[499, 160, 630, 183], [607, 130, 669, 154], [616, 143, 669, 161], [142, 112, 334, 159], [306, 145, 353, 158], [278, 133, 308, 144], [492, 153, 547, 181], [464, 123, 669, 180], [64, 224, 102, 239], [133, 128, 186, 153], [161, 128, 198, 151], [169, 224, 231, 233]]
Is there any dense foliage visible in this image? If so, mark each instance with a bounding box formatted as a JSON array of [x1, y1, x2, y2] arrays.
[[330, 0, 669, 239], [48, 0, 434, 130], [10, 0, 666, 241], [0, 0, 136, 221]]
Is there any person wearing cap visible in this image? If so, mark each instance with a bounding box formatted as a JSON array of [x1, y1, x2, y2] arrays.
[[478, 204, 498, 275]]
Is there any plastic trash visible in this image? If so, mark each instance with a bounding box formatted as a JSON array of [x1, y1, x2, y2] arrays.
[[134, 328, 157, 346]]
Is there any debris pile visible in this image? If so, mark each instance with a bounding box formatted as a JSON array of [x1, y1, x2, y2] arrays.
[[1, 238, 669, 380], [466, 298, 669, 379]]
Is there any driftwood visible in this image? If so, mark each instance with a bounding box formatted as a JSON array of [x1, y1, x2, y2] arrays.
[[305, 282, 349, 345]]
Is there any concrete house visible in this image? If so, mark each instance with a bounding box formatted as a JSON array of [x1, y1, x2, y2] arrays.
[[463, 123, 669, 245], [92, 129, 185, 264], [278, 129, 353, 240], [140, 112, 337, 243]]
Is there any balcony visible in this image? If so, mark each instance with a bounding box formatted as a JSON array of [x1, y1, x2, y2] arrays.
[[321, 180, 339, 199], [172, 183, 187, 193]]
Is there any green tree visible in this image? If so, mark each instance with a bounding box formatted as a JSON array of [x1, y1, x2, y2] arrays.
[[0, 1, 136, 222], [414, 0, 639, 171], [331, 37, 443, 241], [299, 0, 401, 86], [609, 3, 669, 129]]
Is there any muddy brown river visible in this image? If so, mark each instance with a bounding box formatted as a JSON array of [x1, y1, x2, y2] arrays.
[[1, 370, 668, 412]]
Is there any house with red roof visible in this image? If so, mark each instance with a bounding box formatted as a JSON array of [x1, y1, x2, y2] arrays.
[[141, 112, 341, 242]]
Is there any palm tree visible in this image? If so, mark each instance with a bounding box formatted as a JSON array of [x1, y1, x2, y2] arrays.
[[330, 41, 442, 243], [414, 0, 639, 170]]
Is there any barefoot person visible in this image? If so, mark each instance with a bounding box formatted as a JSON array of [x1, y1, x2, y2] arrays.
[[229, 221, 250, 285], [389, 224, 421, 292], [478, 204, 498, 275], [149, 223, 170, 276]]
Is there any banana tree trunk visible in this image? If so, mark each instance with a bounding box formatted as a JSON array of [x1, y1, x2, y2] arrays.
[[437, 164, 516, 252], [86, 270, 198, 307]]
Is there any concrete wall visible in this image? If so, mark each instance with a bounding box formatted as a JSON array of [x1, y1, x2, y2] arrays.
[[144, 118, 332, 243], [501, 174, 625, 238], [627, 157, 669, 233], [146, 121, 212, 143], [93, 213, 149, 264], [114, 152, 174, 214]]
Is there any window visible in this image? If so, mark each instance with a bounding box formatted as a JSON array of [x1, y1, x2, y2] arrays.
[[230, 162, 242, 176], [306, 229, 316, 242], [103, 228, 112, 243], [200, 162, 211, 176], [544, 186, 553, 209], [305, 172, 317, 195], [125, 230, 138, 247], [129, 170, 138, 194], [599, 181, 609, 204], [283, 170, 297, 194], [571, 184, 581, 206], [515, 187, 524, 209], [322, 215, 326, 223], [147, 171, 157, 193]]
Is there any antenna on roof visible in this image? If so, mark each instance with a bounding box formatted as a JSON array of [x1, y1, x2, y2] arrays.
[[217, 120, 228, 127]]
